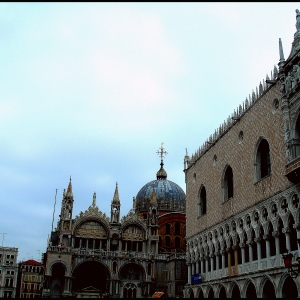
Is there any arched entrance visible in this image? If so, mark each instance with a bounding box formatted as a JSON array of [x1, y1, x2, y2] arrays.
[[245, 281, 257, 298], [282, 276, 297, 298], [50, 263, 65, 298], [262, 279, 276, 298], [231, 284, 240, 298], [198, 288, 204, 298], [219, 285, 227, 298], [119, 263, 145, 298], [73, 260, 110, 297], [207, 286, 214, 298]]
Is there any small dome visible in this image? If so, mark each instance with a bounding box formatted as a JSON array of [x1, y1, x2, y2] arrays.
[[135, 161, 186, 212], [156, 160, 167, 179]]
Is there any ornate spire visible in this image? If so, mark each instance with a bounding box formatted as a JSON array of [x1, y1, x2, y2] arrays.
[[156, 143, 168, 179], [66, 176, 73, 198], [92, 192, 96, 207], [112, 182, 120, 204]]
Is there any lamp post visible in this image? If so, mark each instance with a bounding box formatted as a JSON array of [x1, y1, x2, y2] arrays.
[[282, 238, 300, 278], [282, 243, 300, 298]]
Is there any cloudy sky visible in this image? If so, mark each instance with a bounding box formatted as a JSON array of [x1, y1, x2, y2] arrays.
[[0, 3, 298, 261]]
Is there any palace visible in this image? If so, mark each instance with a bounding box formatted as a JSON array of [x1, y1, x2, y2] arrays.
[[184, 9, 300, 298], [42, 145, 187, 298]]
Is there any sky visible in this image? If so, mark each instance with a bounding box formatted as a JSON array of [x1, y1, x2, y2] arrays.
[[0, 3, 298, 262]]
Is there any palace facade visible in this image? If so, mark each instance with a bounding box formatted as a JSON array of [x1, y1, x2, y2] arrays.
[[184, 9, 300, 298]]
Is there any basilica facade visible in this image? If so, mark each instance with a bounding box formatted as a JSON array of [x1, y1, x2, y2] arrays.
[[184, 9, 300, 298], [42, 149, 187, 298]]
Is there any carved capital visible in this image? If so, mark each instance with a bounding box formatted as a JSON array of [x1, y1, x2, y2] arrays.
[[232, 245, 239, 251], [272, 231, 279, 237], [293, 223, 300, 230], [282, 227, 290, 234], [246, 240, 253, 246], [263, 234, 269, 240]]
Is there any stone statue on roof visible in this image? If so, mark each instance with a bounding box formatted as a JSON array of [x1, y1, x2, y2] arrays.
[[296, 9, 300, 31]]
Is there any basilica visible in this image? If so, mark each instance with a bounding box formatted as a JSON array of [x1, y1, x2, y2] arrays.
[[42, 145, 187, 298]]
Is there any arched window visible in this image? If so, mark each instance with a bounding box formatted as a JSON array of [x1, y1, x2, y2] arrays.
[[165, 224, 171, 235], [223, 166, 233, 201], [175, 237, 181, 249], [165, 236, 171, 248], [198, 186, 207, 216], [256, 139, 271, 180], [175, 222, 181, 235]]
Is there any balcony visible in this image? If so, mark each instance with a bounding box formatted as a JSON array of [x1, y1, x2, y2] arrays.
[[198, 252, 290, 283], [286, 140, 300, 183]]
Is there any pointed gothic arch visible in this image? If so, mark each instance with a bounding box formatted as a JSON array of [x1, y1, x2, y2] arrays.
[[222, 165, 234, 202], [254, 137, 271, 182]]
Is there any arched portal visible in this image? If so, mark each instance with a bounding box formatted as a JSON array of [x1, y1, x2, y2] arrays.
[[282, 276, 297, 298], [120, 263, 145, 298], [50, 263, 65, 298], [73, 261, 110, 295], [245, 281, 257, 298], [262, 279, 276, 298]]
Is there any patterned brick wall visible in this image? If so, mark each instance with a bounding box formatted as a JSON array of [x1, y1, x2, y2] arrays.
[[185, 82, 292, 239]]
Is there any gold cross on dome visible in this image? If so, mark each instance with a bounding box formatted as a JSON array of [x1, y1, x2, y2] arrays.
[[156, 142, 168, 159]]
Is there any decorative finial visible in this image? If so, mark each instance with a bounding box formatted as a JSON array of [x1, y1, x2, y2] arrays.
[[92, 192, 96, 207], [279, 38, 285, 62], [66, 176, 72, 196], [156, 142, 168, 160]]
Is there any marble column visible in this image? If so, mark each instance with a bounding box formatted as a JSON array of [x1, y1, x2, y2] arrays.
[[221, 250, 225, 270], [240, 243, 245, 266], [210, 255, 214, 272], [272, 231, 280, 265], [255, 238, 261, 270], [200, 257, 204, 274], [196, 260, 200, 274], [205, 257, 209, 273], [215, 252, 220, 270], [283, 227, 291, 251], [264, 235, 271, 268], [188, 264, 191, 284]]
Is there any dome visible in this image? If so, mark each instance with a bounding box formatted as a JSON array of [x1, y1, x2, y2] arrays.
[[135, 161, 186, 212]]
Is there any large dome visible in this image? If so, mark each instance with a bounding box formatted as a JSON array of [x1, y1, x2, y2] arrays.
[[135, 160, 186, 212]]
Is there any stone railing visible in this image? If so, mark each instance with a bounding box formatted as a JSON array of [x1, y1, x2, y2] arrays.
[[198, 253, 289, 283], [47, 246, 184, 261]]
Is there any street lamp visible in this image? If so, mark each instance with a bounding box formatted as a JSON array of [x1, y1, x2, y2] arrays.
[[282, 239, 300, 278]]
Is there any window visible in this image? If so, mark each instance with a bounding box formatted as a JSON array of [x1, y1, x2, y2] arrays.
[[165, 224, 171, 235], [175, 222, 181, 235], [175, 237, 181, 248], [165, 236, 171, 248], [223, 165, 233, 201], [198, 186, 207, 216], [256, 139, 271, 180]]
